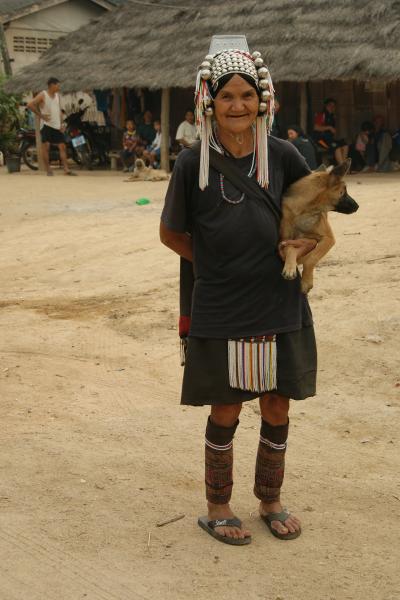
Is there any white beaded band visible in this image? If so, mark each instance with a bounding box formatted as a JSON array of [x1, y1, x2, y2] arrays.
[[259, 435, 287, 451], [205, 438, 233, 451]]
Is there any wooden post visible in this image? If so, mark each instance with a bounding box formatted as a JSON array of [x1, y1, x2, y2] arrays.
[[0, 22, 12, 76], [160, 87, 170, 172], [299, 81, 307, 133], [139, 88, 145, 113], [34, 114, 45, 171]]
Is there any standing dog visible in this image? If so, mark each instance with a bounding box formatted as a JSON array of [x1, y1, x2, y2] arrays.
[[280, 159, 359, 293]]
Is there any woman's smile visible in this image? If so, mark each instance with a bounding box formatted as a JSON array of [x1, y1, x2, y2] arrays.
[[213, 75, 259, 139]]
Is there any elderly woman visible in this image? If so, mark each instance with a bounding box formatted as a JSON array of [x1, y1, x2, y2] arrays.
[[160, 42, 317, 546]]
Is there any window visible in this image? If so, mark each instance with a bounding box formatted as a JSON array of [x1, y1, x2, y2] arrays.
[[25, 37, 36, 53], [13, 36, 25, 52], [13, 36, 54, 54], [37, 38, 52, 53]]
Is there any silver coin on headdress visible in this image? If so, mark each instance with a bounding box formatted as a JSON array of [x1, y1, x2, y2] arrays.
[[258, 67, 269, 78]]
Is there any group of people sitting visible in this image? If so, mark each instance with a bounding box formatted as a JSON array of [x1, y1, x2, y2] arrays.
[[121, 100, 399, 174], [120, 109, 197, 172], [284, 97, 399, 173], [120, 110, 163, 172]]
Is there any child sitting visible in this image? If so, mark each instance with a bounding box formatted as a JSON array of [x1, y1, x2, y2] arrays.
[[120, 120, 144, 172]]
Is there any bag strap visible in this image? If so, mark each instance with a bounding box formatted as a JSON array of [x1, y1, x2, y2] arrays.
[[191, 141, 281, 226]]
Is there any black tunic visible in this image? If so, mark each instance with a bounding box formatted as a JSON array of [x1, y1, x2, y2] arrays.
[[161, 136, 312, 339]]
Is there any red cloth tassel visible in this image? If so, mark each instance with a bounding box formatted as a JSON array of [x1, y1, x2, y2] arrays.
[[179, 315, 191, 338]]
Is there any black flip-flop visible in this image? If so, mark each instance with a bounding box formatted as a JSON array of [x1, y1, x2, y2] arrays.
[[260, 509, 301, 540], [198, 516, 251, 546]]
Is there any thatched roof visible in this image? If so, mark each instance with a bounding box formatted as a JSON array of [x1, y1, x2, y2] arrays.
[[6, 0, 400, 93]]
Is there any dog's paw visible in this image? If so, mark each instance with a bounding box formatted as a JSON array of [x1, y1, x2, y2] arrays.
[[301, 279, 313, 294], [282, 266, 297, 280]]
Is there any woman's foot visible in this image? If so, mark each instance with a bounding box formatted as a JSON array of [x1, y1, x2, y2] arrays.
[[208, 502, 251, 540], [259, 500, 301, 536]]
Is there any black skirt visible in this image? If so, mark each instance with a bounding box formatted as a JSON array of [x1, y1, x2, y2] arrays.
[[181, 325, 317, 406]]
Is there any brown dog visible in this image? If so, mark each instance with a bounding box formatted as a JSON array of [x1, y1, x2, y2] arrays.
[[280, 159, 359, 293], [125, 158, 169, 182]]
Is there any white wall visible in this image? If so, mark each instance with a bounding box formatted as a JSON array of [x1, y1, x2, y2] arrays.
[[3, 0, 106, 74]]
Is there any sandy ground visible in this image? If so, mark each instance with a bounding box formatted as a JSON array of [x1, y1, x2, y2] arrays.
[[0, 164, 399, 600]]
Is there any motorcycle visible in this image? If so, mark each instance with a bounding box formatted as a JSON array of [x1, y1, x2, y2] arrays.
[[64, 100, 110, 168], [17, 126, 82, 171], [64, 101, 93, 169]]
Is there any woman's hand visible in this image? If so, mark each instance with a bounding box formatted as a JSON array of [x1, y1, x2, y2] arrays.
[[279, 238, 317, 261]]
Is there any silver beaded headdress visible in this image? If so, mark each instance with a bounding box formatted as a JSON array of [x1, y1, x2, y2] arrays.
[[195, 35, 275, 190]]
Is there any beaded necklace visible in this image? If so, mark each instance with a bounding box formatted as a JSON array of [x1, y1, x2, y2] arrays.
[[214, 129, 256, 205]]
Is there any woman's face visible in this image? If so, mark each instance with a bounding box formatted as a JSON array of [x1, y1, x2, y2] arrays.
[[213, 75, 259, 136]]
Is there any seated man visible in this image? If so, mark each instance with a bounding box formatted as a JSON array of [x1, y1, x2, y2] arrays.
[[175, 109, 197, 147], [120, 119, 143, 172], [287, 124, 317, 170], [348, 121, 373, 172], [137, 110, 156, 147], [312, 98, 349, 164], [364, 116, 393, 172]]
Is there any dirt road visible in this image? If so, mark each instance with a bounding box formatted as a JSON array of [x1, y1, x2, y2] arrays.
[[0, 167, 399, 600]]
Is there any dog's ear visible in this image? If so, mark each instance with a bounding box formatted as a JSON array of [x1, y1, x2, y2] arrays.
[[314, 163, 327, 172], [330, 158, 351, 178]]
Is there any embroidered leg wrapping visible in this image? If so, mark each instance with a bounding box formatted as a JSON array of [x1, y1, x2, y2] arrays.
[[205, 416, 239, 505], [254, 419, 289, 503]]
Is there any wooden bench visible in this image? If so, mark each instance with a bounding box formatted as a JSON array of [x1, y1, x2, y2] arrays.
[[109, 151, 120, 171]]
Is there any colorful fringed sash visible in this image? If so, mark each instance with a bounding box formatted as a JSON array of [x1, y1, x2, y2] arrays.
[[228, 336, 276, 393]]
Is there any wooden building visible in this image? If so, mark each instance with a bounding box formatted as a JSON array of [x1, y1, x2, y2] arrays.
[[0, 0, 123, 75], [5, 0, 400, 169]]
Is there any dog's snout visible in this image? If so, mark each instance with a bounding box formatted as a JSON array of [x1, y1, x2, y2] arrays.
[[334, 193, 359, 214]]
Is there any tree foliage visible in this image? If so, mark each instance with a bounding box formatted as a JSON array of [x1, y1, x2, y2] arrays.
[[0, 75, 22, 154]]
